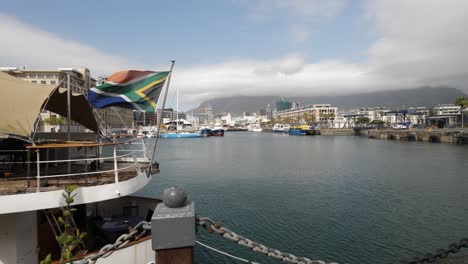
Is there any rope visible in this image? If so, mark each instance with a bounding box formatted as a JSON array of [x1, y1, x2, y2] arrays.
[[196, 240, 260, 264]]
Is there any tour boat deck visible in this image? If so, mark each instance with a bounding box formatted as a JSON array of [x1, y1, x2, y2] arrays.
[[0, 161, 155, 195]]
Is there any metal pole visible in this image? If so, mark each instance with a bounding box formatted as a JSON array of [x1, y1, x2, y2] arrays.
[[150, 60, 175, 165], [36, 150, 40, 192], [66, 74, 72, 174], [113, 144, 119, 183], [67, 74, 71, 140], [176, 79, 179, 131]]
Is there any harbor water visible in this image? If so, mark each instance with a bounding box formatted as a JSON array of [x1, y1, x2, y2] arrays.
[[137, 133, 468, 264]]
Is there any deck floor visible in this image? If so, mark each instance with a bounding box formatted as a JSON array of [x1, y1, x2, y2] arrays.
[[0, 161, 151, 195]]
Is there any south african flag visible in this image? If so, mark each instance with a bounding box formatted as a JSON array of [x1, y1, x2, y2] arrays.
[[88, 70, 170, 112]]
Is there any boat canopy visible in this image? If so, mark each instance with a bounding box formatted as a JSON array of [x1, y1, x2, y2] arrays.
[[0, 72, 98, 138]]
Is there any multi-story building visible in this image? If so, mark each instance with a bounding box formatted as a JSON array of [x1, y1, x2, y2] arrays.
[[273, 104, 338, 124], [265, 104, 273, 120], [430, 104, 461, 126], [355, 107, 391, 122], [276, 97, 292, 111], [432, 104, 461, 116]]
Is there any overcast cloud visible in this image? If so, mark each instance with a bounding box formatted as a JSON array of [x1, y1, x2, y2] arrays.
[[1, 0, 467, 110]]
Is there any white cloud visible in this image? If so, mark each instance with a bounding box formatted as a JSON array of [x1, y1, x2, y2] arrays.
[[173, 0, 468, 109], [1, 0, 468, 111], [0, 15, 133, 76]]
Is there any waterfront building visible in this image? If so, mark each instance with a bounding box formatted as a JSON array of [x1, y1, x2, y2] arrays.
[[265, 104, 273, 120], [430, 104, 462, 127], [355, 107, 391, 122], [407, 107, 430, 127], [433, 104, 461, 116], [273, 104, 338, 126], [276, 97, 292, 111]]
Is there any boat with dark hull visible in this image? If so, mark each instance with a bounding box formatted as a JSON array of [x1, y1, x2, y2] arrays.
[[211, 127, 225, 136], [200, 128, 213, 137]]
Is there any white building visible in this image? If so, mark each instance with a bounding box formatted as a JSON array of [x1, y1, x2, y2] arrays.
[[431, 104, 461, 126], [433, 104, 461, 116], [273, 104, 338, 124]]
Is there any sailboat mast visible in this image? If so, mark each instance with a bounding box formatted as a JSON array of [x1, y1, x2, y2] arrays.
[[176, 84, 179, 130]]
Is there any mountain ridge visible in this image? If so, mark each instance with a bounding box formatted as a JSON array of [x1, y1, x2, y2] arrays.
[[190, 87, 467, 115]]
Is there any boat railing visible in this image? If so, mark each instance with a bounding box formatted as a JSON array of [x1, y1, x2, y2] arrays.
[[0, 137, 152, 193]]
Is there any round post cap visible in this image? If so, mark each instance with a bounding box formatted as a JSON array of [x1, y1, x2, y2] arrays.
[[163, 186, 187, 208]]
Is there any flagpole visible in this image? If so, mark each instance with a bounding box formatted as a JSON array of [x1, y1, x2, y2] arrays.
[[150, 59, 175, 165]]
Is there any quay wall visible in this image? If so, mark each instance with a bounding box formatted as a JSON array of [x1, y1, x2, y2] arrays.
[[317, 128, 354, 136], [262, 128, 354, 136], [366, 129, 468, 144]]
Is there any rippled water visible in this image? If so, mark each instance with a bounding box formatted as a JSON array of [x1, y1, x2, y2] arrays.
[[137, 133, 468, 264]]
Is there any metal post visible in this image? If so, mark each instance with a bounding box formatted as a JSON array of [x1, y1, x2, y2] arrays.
[[84, 147, 88, 172], [151, 60, 175, 165], [45, 148, 49, 176], [67, 73, 71, 140], [36, 150, 40, 192], [67, 74, 72, 174], [152, 186, 194, 264], [113, 144, 119, 183]]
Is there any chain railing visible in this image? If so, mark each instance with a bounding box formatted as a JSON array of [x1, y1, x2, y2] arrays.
[[401, 237, 468, 264], [76, 220, 151, 264], [197, 216, 339, 264], [68, 214, 468, 264]]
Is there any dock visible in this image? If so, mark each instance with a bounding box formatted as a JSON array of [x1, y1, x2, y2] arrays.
[[365, 128, 468, 144]]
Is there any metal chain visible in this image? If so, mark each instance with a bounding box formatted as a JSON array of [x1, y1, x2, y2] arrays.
[[76, 220, 152, 264], [197, 216, 339, 264], [400, 237, 468, 264]]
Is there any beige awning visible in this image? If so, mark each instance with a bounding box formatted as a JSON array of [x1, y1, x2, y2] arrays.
[[0, 72, 97, 138], [44, 88, 98, 133]]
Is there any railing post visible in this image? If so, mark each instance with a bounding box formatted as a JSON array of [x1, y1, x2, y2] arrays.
[[36, 150, 40, 192], [152, 186, 195, 264], [113, 144, 119, 183]]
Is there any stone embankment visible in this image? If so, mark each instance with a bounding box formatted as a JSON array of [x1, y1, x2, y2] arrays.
[[365, 128, 468, 144]]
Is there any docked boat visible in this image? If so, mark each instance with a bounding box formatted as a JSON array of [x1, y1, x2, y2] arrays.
[[0, 71, 163, 264], [248, 123, 263, 132], [199, 128, 212, 137], [160, 132, 202, 138], [288, 125, 312, 136], [272, 123, 290, 133], [211, 127, 225, 136]]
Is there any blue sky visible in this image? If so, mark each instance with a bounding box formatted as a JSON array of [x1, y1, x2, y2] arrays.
[[2, 0, 372, 65], [1, 0, 467, 109]]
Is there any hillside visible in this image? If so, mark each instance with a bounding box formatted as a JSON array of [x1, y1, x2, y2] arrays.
[[191, 87, 467, 114]]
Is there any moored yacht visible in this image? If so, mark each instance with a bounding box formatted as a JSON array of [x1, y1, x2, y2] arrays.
[[211, 127, 225, 136], [272, 123, 290, 133]]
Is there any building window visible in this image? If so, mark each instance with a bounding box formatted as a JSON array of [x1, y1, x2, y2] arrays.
[[41, 80, 47, 84], [50, 80, 56, 85], [32, 80, 37, 83]]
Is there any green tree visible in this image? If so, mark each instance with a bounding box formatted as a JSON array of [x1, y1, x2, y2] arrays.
[[302, 113, 315, 125], [371, 120, 385, 129], [356, 116, 370, 125], [44, 116, 65, 128], [455, 96, 468, 128]]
